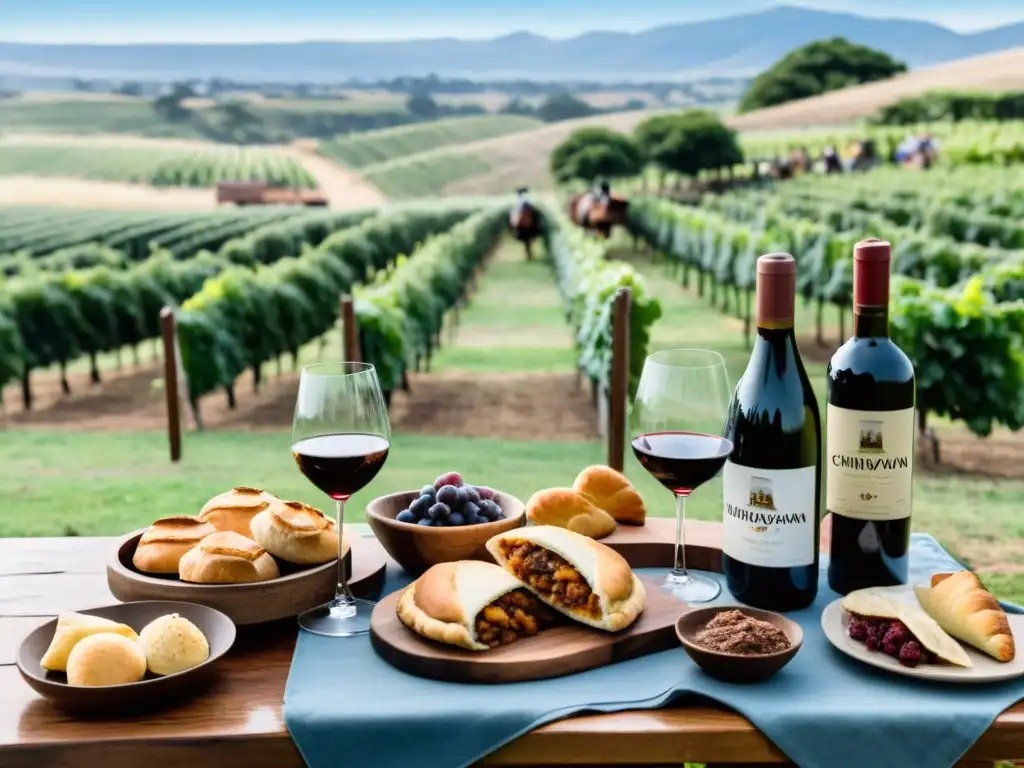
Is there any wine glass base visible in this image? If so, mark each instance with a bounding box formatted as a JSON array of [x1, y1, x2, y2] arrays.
[[298, 597, 377, 637], [663, 572, 722, 603]]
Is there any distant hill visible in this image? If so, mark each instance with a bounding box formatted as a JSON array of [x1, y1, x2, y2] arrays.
[[2, 5, 1024, 83]]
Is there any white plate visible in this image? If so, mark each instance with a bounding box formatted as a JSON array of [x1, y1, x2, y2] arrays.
[[821, 585, 1024, 684]]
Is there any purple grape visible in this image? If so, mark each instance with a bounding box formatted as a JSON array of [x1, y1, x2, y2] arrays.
[[436, 485, 460, 507], [464, 487, 481, 505], [463, 502, 481, 524], [396, 509, 416, 524], [475, 485, 496, 500], [427, 502, 451, 521], [417, 518, 435, 527], [448, 511, 466, 526], [455, 486, 470, 506]]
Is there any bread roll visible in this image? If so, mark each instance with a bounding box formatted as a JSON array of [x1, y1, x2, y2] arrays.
[[66, 634, 147, 687], [178, 531, 280, 584], [133, 516, 217, 574], [525, 488, 617, 539], [572, 465, 646, 525], [251, 500, 342, 565], [199, 486, 278, 538], [139, 613, 210, 676], [915, 570, 1015, 662], [40, 612, 139, 672]]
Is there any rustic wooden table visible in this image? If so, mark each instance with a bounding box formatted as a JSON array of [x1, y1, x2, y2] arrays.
[[0, 526, 1017, 768]]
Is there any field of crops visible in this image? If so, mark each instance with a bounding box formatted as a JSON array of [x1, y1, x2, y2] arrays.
[[318, 115, 542, 169], [361, 150, 495, 199], [0, 141, 317, 188], [741, 120, 1024, 166], [629, 161, 1024, 461]]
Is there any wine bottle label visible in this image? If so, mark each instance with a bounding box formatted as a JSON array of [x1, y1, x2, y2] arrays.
[[826, 404, 914, 521], [722, 461, 816, 568]]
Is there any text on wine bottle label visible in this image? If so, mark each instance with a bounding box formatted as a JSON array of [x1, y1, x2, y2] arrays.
[[825, 404, 914, 521], [722, 461, 817, 568]]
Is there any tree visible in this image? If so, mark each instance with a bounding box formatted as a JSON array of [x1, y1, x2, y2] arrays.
[[738, 37, 906, 113], [536, 93, 594, 123], [500, 97, 536, 116], [549, 127, 643, 184], [153, 82, 197, 122], [634, 110, 744, 180], [406, 91, 439, 118]]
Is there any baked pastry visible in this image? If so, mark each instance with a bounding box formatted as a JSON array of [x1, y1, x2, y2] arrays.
[[132, 516, 217, 574], [525, 488, 617, 540], [40, 612, 139, 672], [178, 531, 280, 584], [250, 500, 341, 565], [486, 525, 646, 632], [397, 561, 556, 651], [139, 614, 211, 675], [199, 486, 278, 538], [916, 571, 1015, 662], [572, 466, 646, 525], [66, 633, 147, 687]]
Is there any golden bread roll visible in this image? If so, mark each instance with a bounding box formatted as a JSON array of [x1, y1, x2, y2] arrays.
[[525, 488, 617, 539], [250, 500, 342, 565], [572, 465, 646, 525], [199, 486, 278, 538], [915, 570, 1015, 662], [40, 612, 139, 672], [139, 613, 210, 676], [132, 516, 217, 574], [66, 633, 147, 687], [178, 531, 280, 584]]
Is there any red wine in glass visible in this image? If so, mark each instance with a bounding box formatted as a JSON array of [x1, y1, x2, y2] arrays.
[[292, 434, 390, 501], [632, 431, 734, 496]]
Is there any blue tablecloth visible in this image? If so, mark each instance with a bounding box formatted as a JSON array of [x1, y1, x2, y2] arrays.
[[284, 534, 1024, 768]]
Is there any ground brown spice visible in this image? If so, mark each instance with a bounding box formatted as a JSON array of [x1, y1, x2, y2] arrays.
[[694, 609, 792, 655]]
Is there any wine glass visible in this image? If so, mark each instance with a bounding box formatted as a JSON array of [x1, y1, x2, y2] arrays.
[[291, 362, 391, 637], [631, 349, 733, 603]]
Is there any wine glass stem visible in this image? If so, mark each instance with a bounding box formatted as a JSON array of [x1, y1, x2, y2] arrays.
[[672, 492, 690, 578], [336, 498, 355, 602]]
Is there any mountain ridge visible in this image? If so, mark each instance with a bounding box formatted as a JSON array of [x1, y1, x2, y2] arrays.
[[1, 5, 1023, 83]]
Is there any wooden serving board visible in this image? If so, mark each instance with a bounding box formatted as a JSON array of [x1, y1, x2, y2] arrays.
[[600, 518, 724, 572], [107, 530, 387, 625], [369, 576, 686, 683]]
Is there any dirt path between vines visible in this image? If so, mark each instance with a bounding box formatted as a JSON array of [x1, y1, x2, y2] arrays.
[[282, 145, 387, 209]]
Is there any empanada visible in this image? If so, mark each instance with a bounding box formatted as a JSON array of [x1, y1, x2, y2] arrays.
[[486, 525, 646, 632], [396, 561, 556, 651]]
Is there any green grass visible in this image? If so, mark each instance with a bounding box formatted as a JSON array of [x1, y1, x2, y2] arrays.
[[5, 236, 1024, 604], [319, 116, 542, 170]]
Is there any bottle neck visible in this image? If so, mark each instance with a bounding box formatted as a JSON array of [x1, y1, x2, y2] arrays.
[[853, 304, 889, 338]]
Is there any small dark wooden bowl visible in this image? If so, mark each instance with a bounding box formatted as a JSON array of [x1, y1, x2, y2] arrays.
[[365, 489, 525, 577], [17, 601, 235, 716], [107, 529, 343, 625], [675, 605, 803, 684]]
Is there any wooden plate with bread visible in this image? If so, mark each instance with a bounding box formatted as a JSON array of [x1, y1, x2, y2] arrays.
[[17, 600, 235, 714], [107, 487, 386, 625]]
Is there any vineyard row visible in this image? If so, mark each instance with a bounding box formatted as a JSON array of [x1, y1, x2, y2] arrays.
[[629, 198, 1024, 457]]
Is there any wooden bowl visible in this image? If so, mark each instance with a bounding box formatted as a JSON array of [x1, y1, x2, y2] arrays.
[[675, 606, 803, 684], [107, 529, 344, 625], [365, 489, 525, 576], [17, 601, 235, 715]]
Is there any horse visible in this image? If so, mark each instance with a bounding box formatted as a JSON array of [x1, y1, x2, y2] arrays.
[[770, 156, 794, 180], [509, 188, 541, 260], [568, 182, 629, 238]]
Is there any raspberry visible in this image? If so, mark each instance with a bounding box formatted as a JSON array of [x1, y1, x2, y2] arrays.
[[872, 620, 891, 639], [883, 638, 903, 657], [899, 641, 923, 667], [865, 635, 881, 652], [848, 620, 868, 641], [884, 621, 910, 647]]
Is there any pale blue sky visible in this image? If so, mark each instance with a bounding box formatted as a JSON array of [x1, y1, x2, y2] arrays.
[[3, 1, 1022, 43]]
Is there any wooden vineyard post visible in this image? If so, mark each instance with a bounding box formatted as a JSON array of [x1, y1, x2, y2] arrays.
[[606, 287, 632, 472], [160, 307, 182, 463], [340, 295, 361, 363]]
